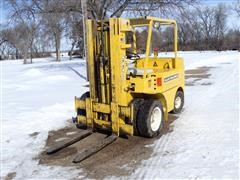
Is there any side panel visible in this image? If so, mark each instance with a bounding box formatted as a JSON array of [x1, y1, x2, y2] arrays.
[[162, 87, 178, 112], [164, 57, 185, 112]]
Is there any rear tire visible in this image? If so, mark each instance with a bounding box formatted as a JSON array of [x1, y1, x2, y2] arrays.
[[172, 90, 184, 114], [136, 99, 164, 138]]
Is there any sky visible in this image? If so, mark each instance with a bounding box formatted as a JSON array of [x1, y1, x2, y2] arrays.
[[0, 0, 8, 27], [203, 0, 237, 5], [0, 0, 239, 34], [0, 0, 239, 24]]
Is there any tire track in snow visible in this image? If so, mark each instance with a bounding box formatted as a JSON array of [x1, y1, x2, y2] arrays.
[[136, 133, 173, 179], [131, 58, 239, 179], [136, 115, 187, 179], [136, 94, 210, 179]]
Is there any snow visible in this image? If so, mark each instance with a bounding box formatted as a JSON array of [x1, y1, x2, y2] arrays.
[[1, 58, 88, 179], [132, 54, 240, 179], [129, 51, 240, 179], [1, 51, 239, 179]]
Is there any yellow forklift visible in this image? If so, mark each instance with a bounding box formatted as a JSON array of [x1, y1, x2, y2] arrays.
[[47, 16, 184, 163]]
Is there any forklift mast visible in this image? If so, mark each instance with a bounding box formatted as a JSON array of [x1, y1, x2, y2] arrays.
[[87, 18, 132, 106]]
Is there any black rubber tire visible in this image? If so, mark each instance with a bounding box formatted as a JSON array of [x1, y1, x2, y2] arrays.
[[136, 99, 164, 138], [76, 91, 90, 129], [77, 91, 90, 116], [131, 98, 145, 136], [171, 90, 184, 114]]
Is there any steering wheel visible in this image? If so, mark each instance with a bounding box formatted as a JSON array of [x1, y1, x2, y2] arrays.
[[126, 52, 140, 60]]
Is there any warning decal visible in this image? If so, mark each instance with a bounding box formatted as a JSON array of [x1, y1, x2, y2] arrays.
[[153, 61, 158, 67]]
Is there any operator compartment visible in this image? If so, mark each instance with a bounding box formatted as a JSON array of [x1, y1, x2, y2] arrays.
[[125, 17, 184, 94]]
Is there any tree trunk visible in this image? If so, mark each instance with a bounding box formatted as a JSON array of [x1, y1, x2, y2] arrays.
[[30, 46, 33, 63], [55, 35, 61, 61], [56, 48, 60, 61], [69, 41, 75, 60], [23, 51, 27, 64], [16, 49, 19, 59], [69, 51, 72, 60]]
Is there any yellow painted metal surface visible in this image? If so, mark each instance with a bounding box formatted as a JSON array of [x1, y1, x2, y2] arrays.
[[75, 17, 185, 136]]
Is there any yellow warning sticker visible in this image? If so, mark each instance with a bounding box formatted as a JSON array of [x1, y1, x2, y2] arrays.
[[153, 61, 158, 67]]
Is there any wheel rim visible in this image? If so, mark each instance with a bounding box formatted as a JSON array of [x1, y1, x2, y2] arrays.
[[150, 107, 162, 132], [175, 96, 181, 109]]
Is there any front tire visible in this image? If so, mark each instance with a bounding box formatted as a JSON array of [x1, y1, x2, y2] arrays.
[[77, 91, 90, 116], [136, 99, 164, 138], [76, 91, 90, 129]]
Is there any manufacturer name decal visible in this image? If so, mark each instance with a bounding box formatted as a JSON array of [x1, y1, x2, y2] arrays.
[[164, 74, 179, 82]]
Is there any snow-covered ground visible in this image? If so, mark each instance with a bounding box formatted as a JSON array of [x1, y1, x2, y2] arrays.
[[1, 51, 239, 179], [129, 51, 240, 179]]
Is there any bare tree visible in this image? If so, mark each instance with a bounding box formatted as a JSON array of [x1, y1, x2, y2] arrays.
[[0, 30, 15, 60], [1, 24, 30, 62], [232, 0, 240, 17], [85, 0, 198, 19], [41, 16, 64, 61], [177, 12, 193, 50], [196, 6, 215, 50], [127, 0, 197, 17], [224, 27, 240, 50], [7, 0, 41, 63], [35, 0, 66, 61], [7, 0, 66, 61], [213, 4, 228, 51], [65, 16, 83, 60], [0, 41, 16, 60], [14, 23, 30, 63]]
